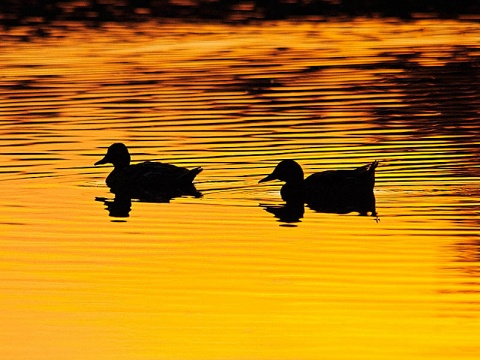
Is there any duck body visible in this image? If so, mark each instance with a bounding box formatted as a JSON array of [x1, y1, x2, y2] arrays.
[[95, 143, 202, 199], [259, 159, 378, 215]]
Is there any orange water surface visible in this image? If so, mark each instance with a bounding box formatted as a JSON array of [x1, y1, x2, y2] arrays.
[[0, 19, 479, 359]]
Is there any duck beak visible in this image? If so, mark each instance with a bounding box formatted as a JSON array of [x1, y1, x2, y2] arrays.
[[94, 156, 108, 166], [259, 173, 276, 183]]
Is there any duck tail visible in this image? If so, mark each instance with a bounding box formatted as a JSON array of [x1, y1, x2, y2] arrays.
[[178, 167, 203, 184], [353, 161, 378, 189], [355, 160, 378, 175], [191, 167, 203, 180], [367, 161, 379, 188]]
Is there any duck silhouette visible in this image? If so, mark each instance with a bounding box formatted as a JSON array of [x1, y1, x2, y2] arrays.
[[259, 159, 378, 216], [95, 143, 202, 200]]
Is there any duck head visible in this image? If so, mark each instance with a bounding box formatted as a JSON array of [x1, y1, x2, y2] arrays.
[[95, 143, 131, 169], [259, 159, 304, 184]]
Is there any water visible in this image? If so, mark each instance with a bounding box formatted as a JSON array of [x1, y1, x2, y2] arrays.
[[1, 19, 479, 359]]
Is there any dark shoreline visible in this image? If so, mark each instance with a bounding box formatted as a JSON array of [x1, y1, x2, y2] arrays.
[[1, 0, 480, 29]]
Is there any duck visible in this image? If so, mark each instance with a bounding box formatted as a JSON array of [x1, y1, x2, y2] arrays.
[[259, 159, 378, 213], [95, 143, 202, 199]]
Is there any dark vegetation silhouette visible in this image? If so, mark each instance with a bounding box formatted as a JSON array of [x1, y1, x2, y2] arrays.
[[1, 0, 480, 28]]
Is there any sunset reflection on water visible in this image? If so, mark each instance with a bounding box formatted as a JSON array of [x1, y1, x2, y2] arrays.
[[1, 19, 479, 360]]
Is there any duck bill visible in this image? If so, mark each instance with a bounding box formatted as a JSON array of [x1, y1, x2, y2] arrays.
[[259, 173, 276, 183], [94, 156, 109, 166]]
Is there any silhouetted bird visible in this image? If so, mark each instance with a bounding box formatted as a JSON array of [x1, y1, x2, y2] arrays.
[[95, 143, 202, 199], [259, 159, 378, 215]]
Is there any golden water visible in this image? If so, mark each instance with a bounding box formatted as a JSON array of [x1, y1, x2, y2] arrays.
[[1, 19, 480, 359]]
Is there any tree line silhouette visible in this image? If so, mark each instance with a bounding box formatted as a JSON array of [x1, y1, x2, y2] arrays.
[[1, 0, 479, 26]]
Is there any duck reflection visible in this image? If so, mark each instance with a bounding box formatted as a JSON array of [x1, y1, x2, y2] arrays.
[[261, 193, 377, 224], [96, 195, 132, 218], [259, 159, 378, 223], [96, 186, 203, 219], [261, 202, 305, 224]]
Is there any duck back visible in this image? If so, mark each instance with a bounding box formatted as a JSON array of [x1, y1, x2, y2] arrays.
[[305, 161, 377, 192], [304, 161, 378, 212], [107, 161, 202, 197]]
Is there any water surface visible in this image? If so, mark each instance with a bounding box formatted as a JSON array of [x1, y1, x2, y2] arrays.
[[1, 19, 480, 360]]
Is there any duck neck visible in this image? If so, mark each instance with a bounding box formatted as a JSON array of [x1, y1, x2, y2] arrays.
[[281, 178, 305, 203], [113, 157, 130, 170], [113, 164, 127, 170]]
